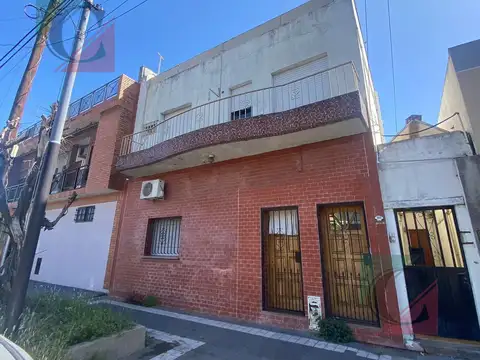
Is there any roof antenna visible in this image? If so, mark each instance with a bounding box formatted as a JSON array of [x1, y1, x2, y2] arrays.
[[157, 53, 164, 74]]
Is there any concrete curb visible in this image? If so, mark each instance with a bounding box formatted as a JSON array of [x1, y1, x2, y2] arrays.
[[66, 325, 146, 360]]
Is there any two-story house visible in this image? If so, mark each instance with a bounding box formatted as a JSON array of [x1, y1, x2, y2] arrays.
[[107, 0, 403, 347], [7, 74, 139, 292]]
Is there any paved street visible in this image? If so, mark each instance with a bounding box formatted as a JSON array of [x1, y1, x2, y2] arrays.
[[102, 300, 449, 360]]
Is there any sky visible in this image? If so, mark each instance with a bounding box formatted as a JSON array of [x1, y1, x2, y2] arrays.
[[1, 0, 480, 137]]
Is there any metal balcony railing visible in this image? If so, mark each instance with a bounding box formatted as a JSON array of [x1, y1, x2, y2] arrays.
[[16, 77, 121, 141], [67, 77, 121, 119], [6, 165, 89, 202], [50, 165, 89, 194], [120, 62, 361, 156]]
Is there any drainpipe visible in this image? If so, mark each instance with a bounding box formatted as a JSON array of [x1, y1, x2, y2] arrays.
[[108, 178, 129, 294]]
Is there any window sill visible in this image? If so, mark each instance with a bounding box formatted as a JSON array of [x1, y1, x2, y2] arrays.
[[142, 255, 180, 261]]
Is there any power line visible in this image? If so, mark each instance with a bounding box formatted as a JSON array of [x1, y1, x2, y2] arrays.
[[0, 0, 150, 73], [364, 0, 368, 56], [387, 0, 398, 132], [0, 0, 74, 64], [0, 0, 78, 69], [0, 50, 30, 85], [89, 0, 130, 29], [92, 0, 150, 29], [0, 50, 31, 110], [384, 113, 459, 138], [48, 0, 151, 47]]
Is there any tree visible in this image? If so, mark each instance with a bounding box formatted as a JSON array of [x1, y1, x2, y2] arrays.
[[0, 104, 77, 306]]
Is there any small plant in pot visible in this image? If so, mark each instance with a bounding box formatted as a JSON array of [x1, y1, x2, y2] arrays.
[[316, 317, 354, 343]]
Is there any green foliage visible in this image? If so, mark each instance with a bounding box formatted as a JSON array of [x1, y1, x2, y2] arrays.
[[317, 318, 354, 343], [142, 295, 158, 307], [4, 294, 134, 360]]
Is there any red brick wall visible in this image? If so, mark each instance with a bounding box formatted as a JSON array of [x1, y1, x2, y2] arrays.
[[86, 106, 122, 193], [103, 187, 127, 288], [108, 132, 402, 347], [86, 77, 139, 193]]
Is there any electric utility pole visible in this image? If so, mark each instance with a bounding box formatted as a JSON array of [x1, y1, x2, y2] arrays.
[[6, 0, 61, 138], [0, 0, 61, 288], [4, 0, 102, 332]]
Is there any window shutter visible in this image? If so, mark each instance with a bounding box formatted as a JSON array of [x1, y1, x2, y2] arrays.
[[273, 56, 329, 86]]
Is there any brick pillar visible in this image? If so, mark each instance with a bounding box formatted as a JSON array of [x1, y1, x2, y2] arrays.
[[85, 106, 124, 193], [362, 132, 403, 346]]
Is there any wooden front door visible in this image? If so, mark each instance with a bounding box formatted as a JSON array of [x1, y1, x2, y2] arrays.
[[318, 204, 379, 324], [262, 207, 304, 313]]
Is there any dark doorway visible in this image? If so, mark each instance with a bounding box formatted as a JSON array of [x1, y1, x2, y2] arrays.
[[318, 204, 379, 325], [395, 207, 480, 341]]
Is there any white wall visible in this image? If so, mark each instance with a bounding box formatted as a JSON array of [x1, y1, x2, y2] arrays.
[[378, 132, 480, 344], [456, 67, 480, 152], [135, 0, 382, 144], [378, 132, 472, 209], [30, 201, 117, 292], [438, 57, 473, 145]]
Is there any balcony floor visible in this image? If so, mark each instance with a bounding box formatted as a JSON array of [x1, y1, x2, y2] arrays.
[[117, 91, 367, 178]]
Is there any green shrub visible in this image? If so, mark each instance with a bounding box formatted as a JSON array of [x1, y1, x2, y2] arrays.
[[5, 294, 134, 360], [317, 318, 354, 343], [142, 295, 158, 307]]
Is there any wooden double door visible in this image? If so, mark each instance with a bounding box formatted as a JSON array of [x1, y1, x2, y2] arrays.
[[318, 204, 379, 324]]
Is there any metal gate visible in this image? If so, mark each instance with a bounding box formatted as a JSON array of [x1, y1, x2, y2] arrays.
[[262, 207, 304, 313], [318, 204, 379, 324], [395, 207, 480, 340]]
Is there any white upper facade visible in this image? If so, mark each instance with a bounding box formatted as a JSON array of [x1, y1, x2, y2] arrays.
[[134, 0, 382, 146], [378, 132, 472, 209]]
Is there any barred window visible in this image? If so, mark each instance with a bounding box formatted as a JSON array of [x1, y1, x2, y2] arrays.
[[74, 206, 95, 223], [145, 217, 181, 257]]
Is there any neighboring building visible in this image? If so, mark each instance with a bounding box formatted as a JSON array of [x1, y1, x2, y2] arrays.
[[438, 39, 480, 152], [437, 40, 480, 335], [378, 131, 480, 344], [6, 75, 139, 292], [391, 115, 446, 143], [107, 0, 403, 347]]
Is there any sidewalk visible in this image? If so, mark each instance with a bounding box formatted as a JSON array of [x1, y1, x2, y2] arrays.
[[99, 300, 448, 360]]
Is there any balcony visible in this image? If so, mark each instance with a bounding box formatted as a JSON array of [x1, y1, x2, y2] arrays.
[[16, 77, 121, 142], [66, 77, 121, 119], [117, 62, 368, 177], [6, 165, 89, 203], [50, 165, 89, 194]]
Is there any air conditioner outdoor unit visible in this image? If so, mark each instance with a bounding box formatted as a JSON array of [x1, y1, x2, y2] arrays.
[[140, 179, 165, 200]]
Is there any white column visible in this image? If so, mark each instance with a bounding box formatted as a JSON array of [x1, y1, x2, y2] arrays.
[[453, 204, 480, 327], [384, 209, 415, 344]]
